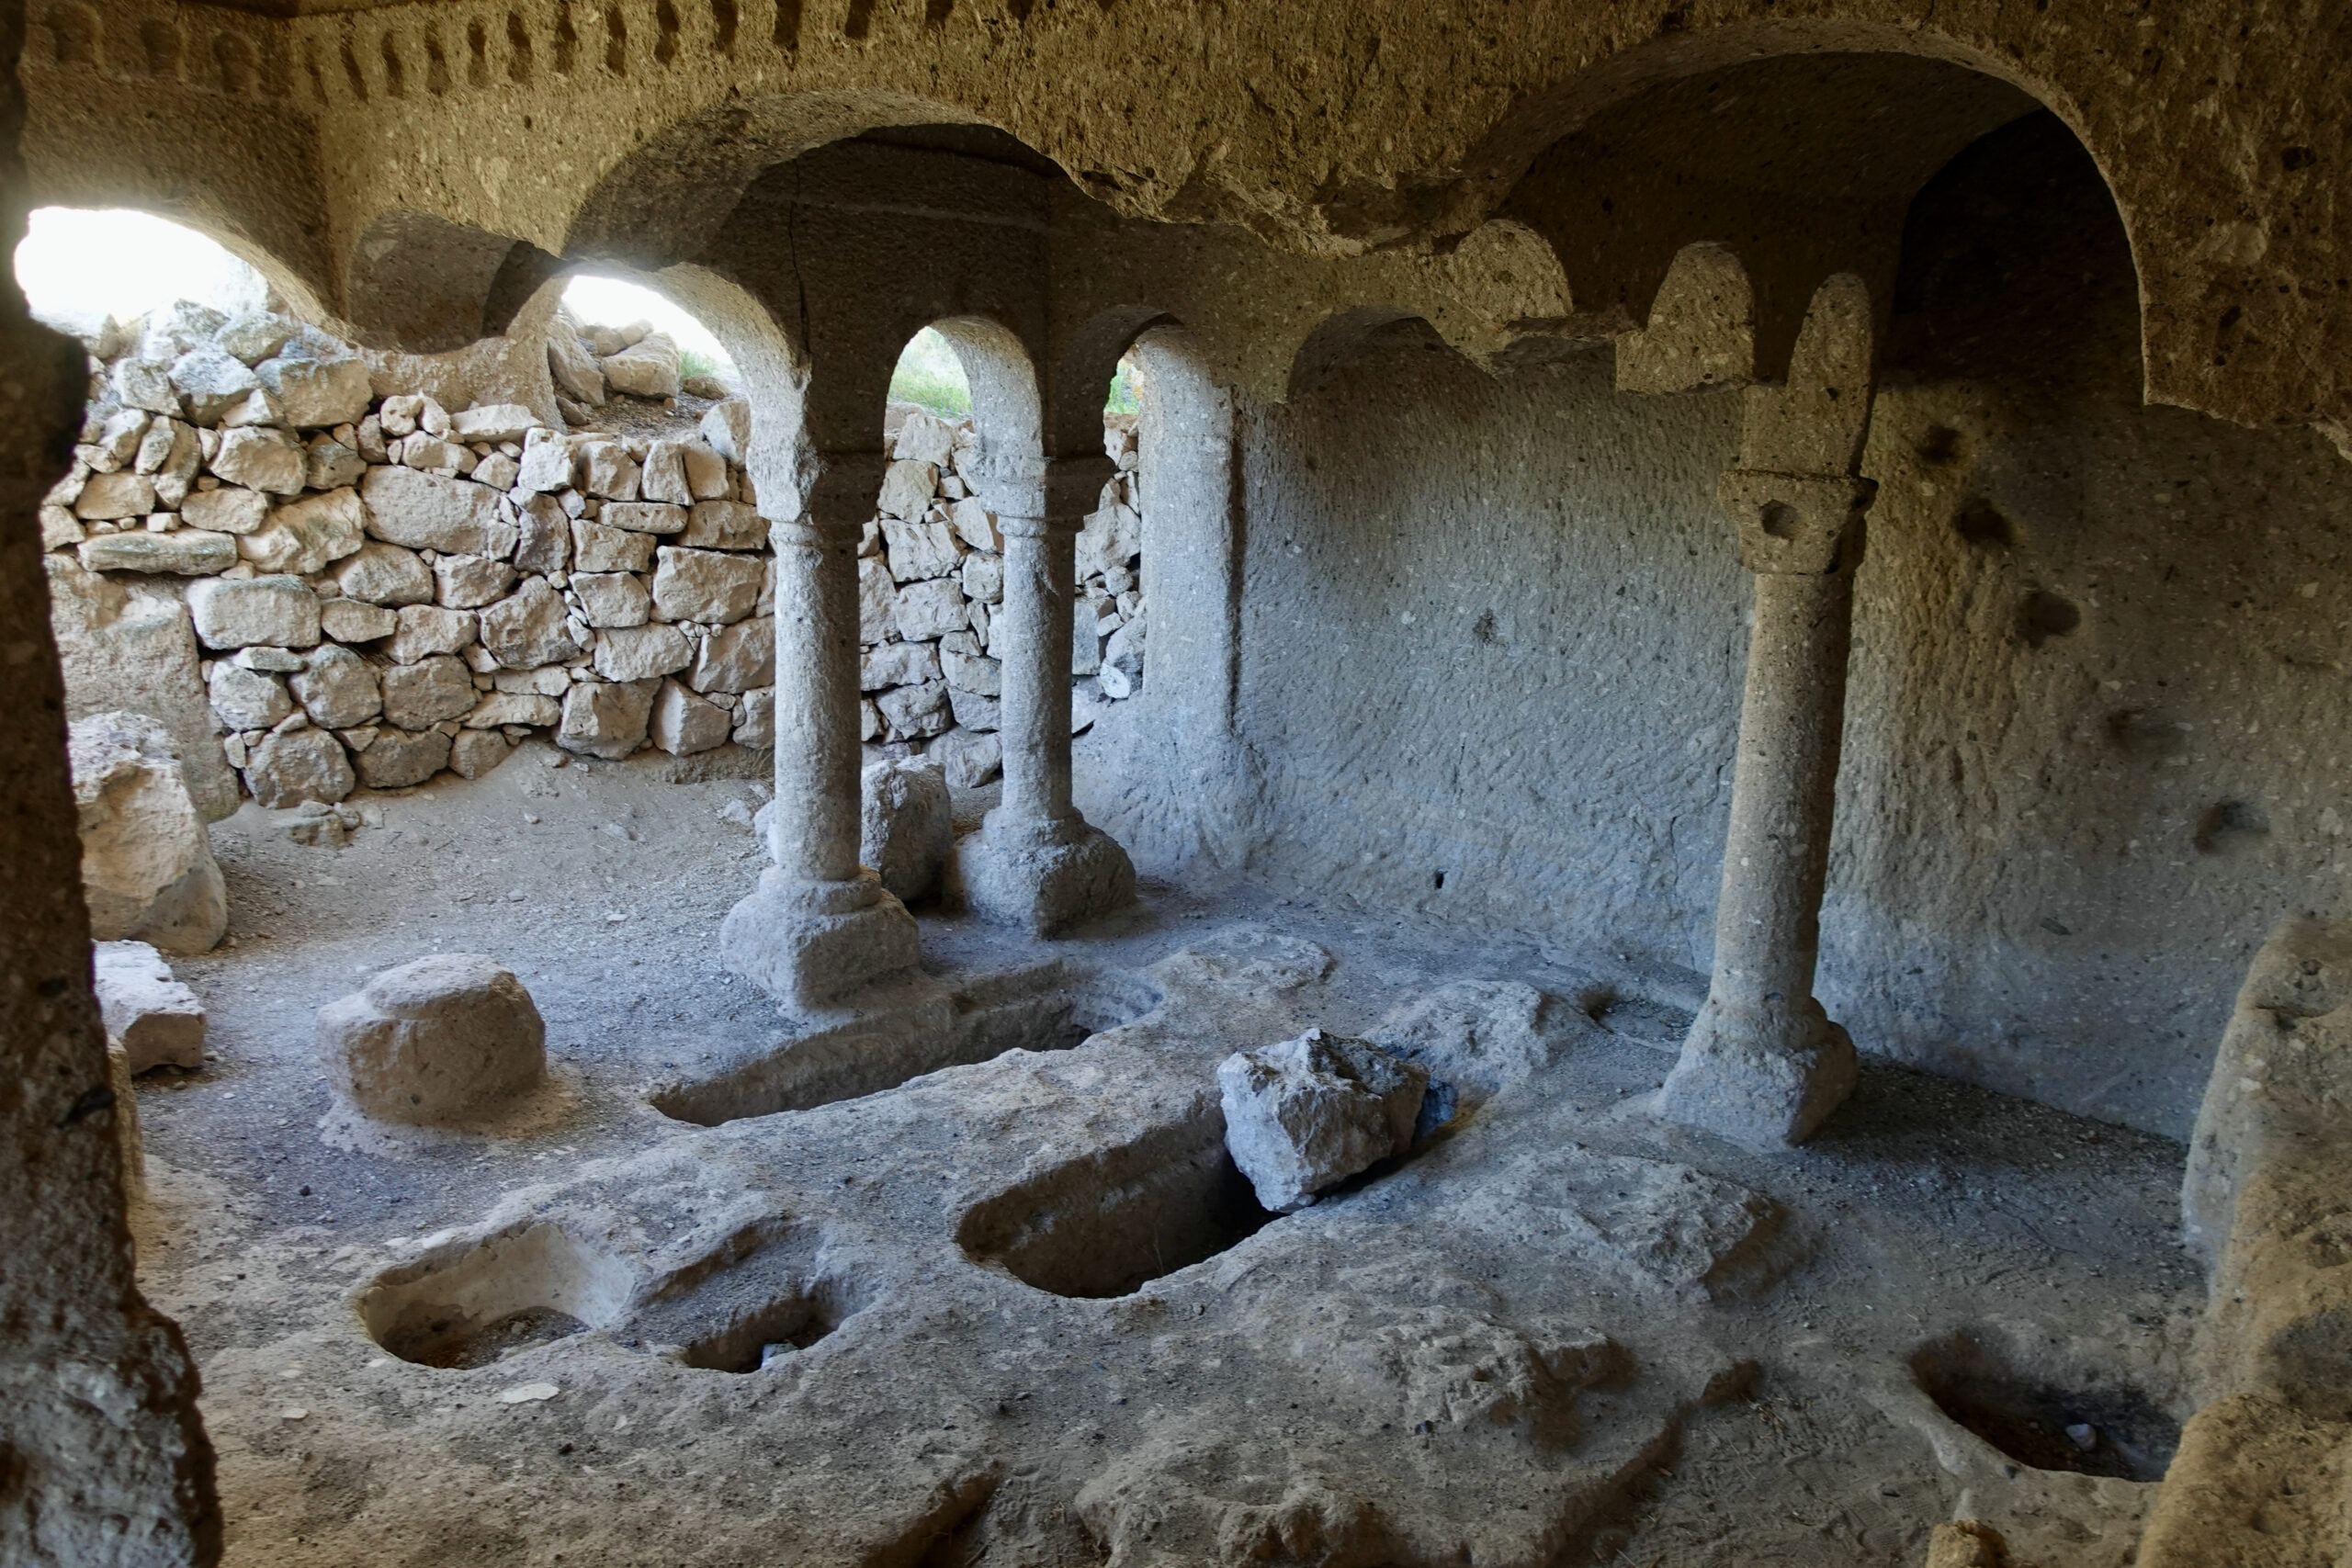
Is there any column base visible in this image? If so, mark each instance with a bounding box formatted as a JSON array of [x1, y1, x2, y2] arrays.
[[956, 815, 1136, 936], [1655, 994, 1858, 1151], [719, 868, 921, 1012]]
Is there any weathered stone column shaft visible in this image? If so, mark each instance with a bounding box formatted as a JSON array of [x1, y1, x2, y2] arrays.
[[995, 513, 1077, 829], [765, 513, 865, 886]]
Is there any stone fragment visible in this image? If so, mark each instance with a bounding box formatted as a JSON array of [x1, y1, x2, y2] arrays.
[[601, 331, 681, 398], [594, 623, 692, 682], [931, 726, 1002, 789], [214, 389, 284, 428], [465, 692, 560, 728], [78, 529, 237, 576], [239, 487, 366, 575], [380, 655, 476, 729], [169, 345, 260, 424], [74, 470, 158, 520], [893, 411, 957, 468], [652, 546, 763, 624], [514, 493, 571, 574], [244, 727, 356, 808], [882, 516, 963, 582], [559, 678, 655, 758], [1078, 500, 1142, 579], [571, 516, 655, 573], [547, 322, 605, 406], [334, 540, 435, 605], [580, 441, 641, 501], [650, 679, 731, 756], [682, 442, 730, 500], [862, 759, 952, 903], [1925, 1521, 2008, 1568], [681, 498, 764, 549], [92, 941, 207, 1074], [305, 434, 368, 491], [319, 954, 546, 1124], [212, 310, 294, 366], [131, 417, 178, 476], [862, 640, 942, 691], [208, 662, 293, 731], [112, 357, 178, 415], [386, 604, 477, 663], [450, 403, 536, 444], [209, 425, 306, 494], [447, 728, 513, 780], [69, 713, 227, 954], [434, 552, 517, 609], [188, 575, 320, 650], [479, 579, 574, 669], [515, 433, 576, 492], [257, 353, 374, 428], [321, 599, 397, 641], [290, 645, 381, 729], [893, 578, 969, 640], [41, 505, 84, 549], [948, 497, 1001, 552], [361, 466, 516, 556], [1371, 982, 1568, 1107], [858, 557, 899, 643], [602, 501, 687, 536], [232, 646, 306, 673], [180, 486, 270, 536], [354, 726, 452, 788], [1218, 1029, 1429, 1213], [876, 460, 936, 520], [875, 679, 950, 739], [732, 686, 774, 747], [571, 572, 647, 630]]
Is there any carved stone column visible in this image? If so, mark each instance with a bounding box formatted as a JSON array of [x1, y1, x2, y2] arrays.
[[721, 452, 919, 1008], [956, 456, 1136, 933], [1658, 274, 1878, 1149]]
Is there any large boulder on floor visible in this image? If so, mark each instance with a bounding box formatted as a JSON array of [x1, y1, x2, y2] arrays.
[[319, 954, 546, 1124], [92, 941, 207, 1074], [68, 712, 227, 955], [861, 758, 952, 904], [1217, 1029, 1428, 1213]]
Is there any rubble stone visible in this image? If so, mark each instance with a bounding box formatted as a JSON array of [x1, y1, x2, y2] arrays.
[[433, 552, 517, 609], [258, 353, 374, 427], [594, 623, 692, 682], [386, 604, 477, 663], [1218, 1030, 1430, 1212], [650, 678, 731, 755], [652, 546, 764, 624], [188, 575, 320, 651], [210, 425, 306, 494], [689, 615, 774, 693], [68, 712, 227, 955], [243, 727, 356, 808], [78, 529, 236, 576], [862, 758, 953, 904], [289, 645, 381, 729], [380, 655, 476, 729], [318, 954, 546, 1124], [334, 540, 435, 604], [180, 486, 269, 536], [681, 498, 765, 549], [236, 487, 365, 574], [479, 579, 575, 668], [207, 662, 293, 731], [361, 466, 514, 555], [92, 941, 207, 1075], [573, 570, 650, 627], [354, 726, 452, 788], [447, 729, 513, 779], [559, 678, 656, 758]]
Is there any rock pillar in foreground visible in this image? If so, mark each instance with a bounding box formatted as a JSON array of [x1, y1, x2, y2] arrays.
[[1657, 275, 1879, 1150], [956, 456, 1136, 934], [722, 454, 919, 1008]]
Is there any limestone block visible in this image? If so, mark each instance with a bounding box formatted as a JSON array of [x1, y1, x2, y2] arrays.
[[78, 529, 236, 576], [689, 615, 774, 694], [380, 655, 476, 729], [113, 357, 179, 415], [1072, 607, 1103, 676], [433, 552, 517, 609], [858, 557, 899, 643], [732, 686, 775, 748], [639, 439, 694, 504], [93, 941, 207, 1074], [862, 640, 942, 692], [180, 485, 269, 536], [464, 692, 560, 728], [601, 332, 681, 398], [74, 470, 157, 520], [931, 727, 1002, 789], [131, 417, 178, 475], [894, 411, 957, 468], [361, 466, 515, 556], [290, 645, 381, 729], [949, 498, 1001, 552], [571, 516, 656, 573], [514, 494, 571, 573], [188, 575, 320, 651], [46, 560, 238, 820], [334, 540, 435, 605], [305, 434, 368, 491], [961, 552, 1003, 603], [882, 516, 963, 582], [169, 345, 259, 424], [594, 624, 693, 682], [650, 678, 731, 756], [947, 687, 1001, 732], [244, 727, 356, 808], [894, 578, 968, 641], [479, 579, 575, 668], [447, 729, 513, 780], [42, 505, 85, 549], [319, 954, 545, 1124], [942, 649, 1001, 695], [207, 662, 292, 731], [559, 678, 656, 759], [862, 758, 953, 904], [68, 712, 227, 954], [214, 389, 284, 429], [215, 310, 297, 366], [210, 425, 306, 494], [877, 460, 937, 520], [681, 498, 765, 549], [652, 546, 763, 624], [321, 599, 397, 642], [579, 441, 641, 501], [1218, 1029, 1429, 1213], [450, 403, 536, 444], [386, 604, 477, 663], [257, 353, 373, 427], [683, 443, 730, 501], [515, 434, 577, 492], [568, 570, 646, 628], [547, 324, 605, 406], [1100, 613, 1147, 700], [700, 398, 752, 463], [876, 679, 951, 739], [602, 501, 686, 535], [354, 726, 452, 788], [237, 487, 365, 575]]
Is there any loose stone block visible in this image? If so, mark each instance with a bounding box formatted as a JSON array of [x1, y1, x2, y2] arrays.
[[290, 645, 381, 729], [208, 662, 293, 731], [362, 466, 515, 556], [732, 686, 774, 748], [882, 516, 963, 582], [571, 516, 657, 573], [169, 345, 259, 425], [92, 941, 207, 1075], [433, 552, 517, 609], [603, 501, 687, 536], [876, 460, 937, 520], [180, 485, 270, 536], [594, 624, 692, 682], [447, 728, 514, 780], [862, 640, 942, 692], [652, 546, 764, 624], [244, 727, 356, 808], [354, 726, 452, 788], [602, 333, 682, 398], [258, 354, 374, 427], [319, 954, 546, 1124], [559, 677, 656, 759], [465, 692, 560, 728], [450, 403, 537, 444], [1218, 1029, 1429, 1213], [858, 557, 899, 643], [321, 599, 397, 641], [931, 726, 1002, 789], [680, 499, 765, 550], [386, 604, 477, 664], [893, 578, 969, 640], [237, 486, 365, 575], [689, 615, 774, 694], [479, 579, 575, 669], [572, 570, 650, 628], [650, 678, 731, 756], [78, 529, 238, 576], [210, 425, 306, 494], [579, 441, 641, 501], [69, 713, 228, 955], [876, 679, 951, 739], [862, 758, 953, 903], [380, 655, 477, 729], [74, 470, 158, 520], [188, 575, 321, 651], [334, 540, 435, 605], [700, 398, 752, 463], [514, 434, 577, 492]]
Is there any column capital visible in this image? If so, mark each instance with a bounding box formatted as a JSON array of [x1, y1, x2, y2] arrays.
[[996, 512, 1076, 540], [1718, 469, 1877, 575]]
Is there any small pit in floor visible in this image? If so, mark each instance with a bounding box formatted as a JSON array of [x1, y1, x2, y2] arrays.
[[678, 1285, 854, 1373], [956, 1112, 1274, 1298], [650, 964, 1160, 1125], [1911, 1331, 2179, 1482], [359, 1224, 632, 1369]]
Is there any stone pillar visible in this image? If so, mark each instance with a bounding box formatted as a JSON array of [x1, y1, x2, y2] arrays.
[[1657, 274, 1878, 1150], [956, 456, 1136, 934], [720, 452, 919, 1009]]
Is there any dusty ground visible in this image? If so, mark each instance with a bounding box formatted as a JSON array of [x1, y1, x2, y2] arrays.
[[127, 737, 2204, 1567]]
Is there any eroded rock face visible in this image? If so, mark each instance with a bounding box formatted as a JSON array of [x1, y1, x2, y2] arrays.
[[67, 712, 226, 955], [320, 954, 547, 1124], [1218, 1029, 1428, 1211]]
